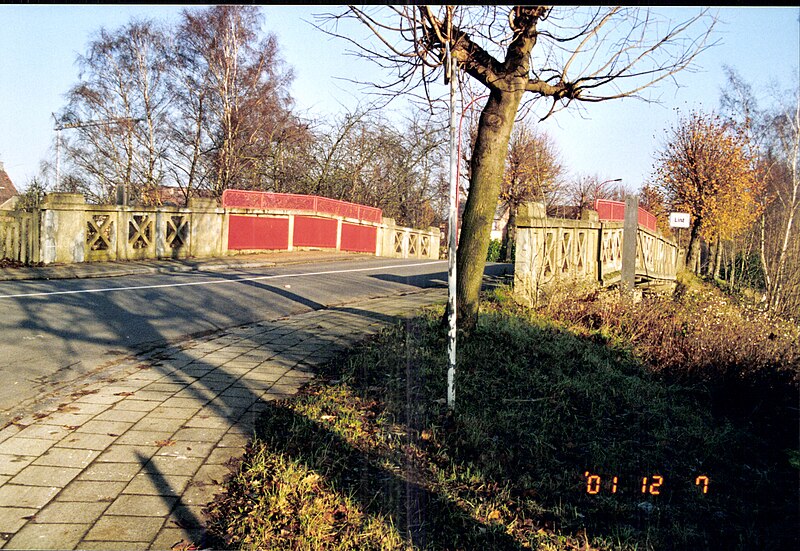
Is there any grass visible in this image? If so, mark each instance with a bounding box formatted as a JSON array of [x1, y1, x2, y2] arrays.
[[205, 277, 799, 550]]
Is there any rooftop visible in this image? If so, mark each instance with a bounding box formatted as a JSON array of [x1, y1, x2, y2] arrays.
[[0, 161, 20, 205]]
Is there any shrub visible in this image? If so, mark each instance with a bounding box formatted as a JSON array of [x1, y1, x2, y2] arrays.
[[486, 239, 502, 262]]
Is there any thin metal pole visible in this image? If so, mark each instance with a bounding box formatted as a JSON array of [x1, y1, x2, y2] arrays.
[[55, 129, 61, 191], [446, 42, 458, 410]]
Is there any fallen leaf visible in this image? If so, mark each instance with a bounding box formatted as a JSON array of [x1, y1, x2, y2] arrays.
[[156, 439, 177, 447], [70, 389, 100, 398], [488, 510, 502, 522], [114, 392, 135, 397], [171, 539, 198, 551]]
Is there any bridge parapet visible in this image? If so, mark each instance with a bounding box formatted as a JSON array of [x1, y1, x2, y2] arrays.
[[636, 226, 679, 282], [514, 201, 678, 306], [6, 192, 439, 266]]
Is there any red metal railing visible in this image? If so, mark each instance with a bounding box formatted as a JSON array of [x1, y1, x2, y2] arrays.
[[222, 190, 382, 224], [594, 199, 658, 233]]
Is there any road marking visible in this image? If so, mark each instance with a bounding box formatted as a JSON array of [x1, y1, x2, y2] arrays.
[[0, 261, 447, 300]]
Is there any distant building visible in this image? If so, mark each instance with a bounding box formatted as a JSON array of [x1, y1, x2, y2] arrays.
[[155, 186, 215, 207], [491, 203, 510, 241], [0, 161, 20, 207]]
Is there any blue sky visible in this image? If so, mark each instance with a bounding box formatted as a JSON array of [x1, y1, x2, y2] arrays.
[[0, 5, 798, 192]]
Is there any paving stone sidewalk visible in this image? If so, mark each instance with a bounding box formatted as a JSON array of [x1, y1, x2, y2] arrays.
[[0, 288, 445, 550]]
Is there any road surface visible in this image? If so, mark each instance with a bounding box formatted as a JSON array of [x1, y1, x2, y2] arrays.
[[0, 257, 509, 422]]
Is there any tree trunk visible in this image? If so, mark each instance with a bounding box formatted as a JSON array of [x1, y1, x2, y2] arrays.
[[686, 217, 703, 274], [503, 204, 517, 263], [457, 89, 522, 332], [758, 213, 773, 299], [713, 237, 722, 279], [707, 235, 721, 279], [770, 200, 797, 311]]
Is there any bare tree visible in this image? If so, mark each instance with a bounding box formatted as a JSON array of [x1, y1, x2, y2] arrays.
[[323, 6, 716, 330], [60, 20, 170, 204], [763, 87, 800, 313], [566, 173, 604, 218], [305, 107, 448, 228], [500, 123, 563, 260], [721, 69, 800, 315], [173, 6, 296, 198]]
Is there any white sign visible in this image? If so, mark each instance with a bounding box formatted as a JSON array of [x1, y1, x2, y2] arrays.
[[669, 212, 691, 228]]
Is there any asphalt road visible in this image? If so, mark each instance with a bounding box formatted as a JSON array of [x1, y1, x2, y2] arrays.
[[0, 257, 510, 421]]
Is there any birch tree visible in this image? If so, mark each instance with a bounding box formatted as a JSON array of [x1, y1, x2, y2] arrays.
[[61, 20, 170, 204], [175, 6, 296, 197], [721, 70, 800, 315]]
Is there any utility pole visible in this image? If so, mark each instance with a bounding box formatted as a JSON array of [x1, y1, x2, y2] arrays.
[[52, 115, 142, 202]]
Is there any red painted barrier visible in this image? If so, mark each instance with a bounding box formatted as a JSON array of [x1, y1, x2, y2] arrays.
[[594, 199, 658, 232], [293, 216, 338, 249], [228, 216, 289, 250], [222, 190, 382, 224], [341, 223, 377, 253]]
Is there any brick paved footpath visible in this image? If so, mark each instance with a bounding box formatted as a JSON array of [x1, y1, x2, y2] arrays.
[[0, 289, 445, 550]]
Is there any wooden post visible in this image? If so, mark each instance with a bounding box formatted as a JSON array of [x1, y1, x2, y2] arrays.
[[621, 195, 638, 292]]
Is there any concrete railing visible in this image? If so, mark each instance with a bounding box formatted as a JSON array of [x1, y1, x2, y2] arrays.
[[635, 225, 680, 282], [5, 193, 439, 266], [379, 218, 438, 260], [0, 209, 39, 264], [38, 194, 223, 264], [514, 201, 678, 305]]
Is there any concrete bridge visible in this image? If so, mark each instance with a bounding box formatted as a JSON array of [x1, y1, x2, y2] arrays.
[[513, 200, 679, 305], [0, 191, 439, 266]]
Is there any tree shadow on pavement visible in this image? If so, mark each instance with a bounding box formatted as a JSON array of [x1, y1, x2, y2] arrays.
[[371, 263, 512, 291], [3, 276, 467, 548]]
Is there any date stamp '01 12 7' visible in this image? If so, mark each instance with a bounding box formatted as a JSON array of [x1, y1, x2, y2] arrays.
[[584, 472, 710, 495]]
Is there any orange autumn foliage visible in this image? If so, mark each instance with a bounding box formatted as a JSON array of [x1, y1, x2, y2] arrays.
[[654, 111, 762, 265]]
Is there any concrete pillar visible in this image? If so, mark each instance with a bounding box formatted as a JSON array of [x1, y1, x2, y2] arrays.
[[40, 193, 86, 264], [189, 197, 223, 258], [621, 195, 639, 292], [221, 210, 231, 256], [516, 201, 546, 226], [513, 226, 536, 306], [381, 218, 396, 257], [581, 209, 599, 222], [155, 210, 167, 258], [429, 227, 441, 259], [287, 214, 295, 251]]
